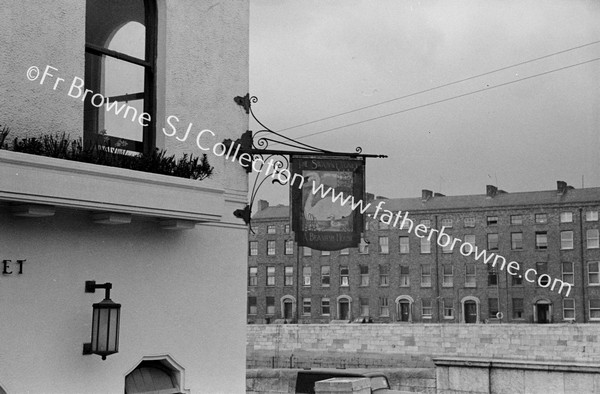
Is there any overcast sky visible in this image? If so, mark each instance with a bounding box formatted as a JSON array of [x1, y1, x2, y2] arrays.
[[249, 0, 600, 206]]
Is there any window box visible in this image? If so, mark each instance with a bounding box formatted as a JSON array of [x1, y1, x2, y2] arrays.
[[0, 150, 231, 222]]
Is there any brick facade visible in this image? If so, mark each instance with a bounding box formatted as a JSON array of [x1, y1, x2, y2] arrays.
[[247, 182, 600, 324]]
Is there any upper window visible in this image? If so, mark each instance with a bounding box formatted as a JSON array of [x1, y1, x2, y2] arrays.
[[303, 247, 312, 256], [441, 218, 453, 228], [379, 236, 389, 254], [487, 216, 498, 226], [535, 232, 548, 250], [510, 215, 523, 225], [587, 229, 599, 249], [487, 233, 499, 251], [586, 211, 599, 222], [511, 232, 523, 250], [267, 240, 276, 255], [249, 241, 258, 256], [284, 224, 290, 234], [85, 0, 156, 154], [464, 217, 476, 228], [284, 240, 294, 255], [399, 236, 409, 254], [267, 225, 276, 234], [321, 250, 330, 256], [560, 212, 573, 223], [535, 214, 547, 224], [561, 231, 574, 250]]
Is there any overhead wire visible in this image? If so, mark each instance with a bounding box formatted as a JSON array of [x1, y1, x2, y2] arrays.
[[272, 40, 600, 135], [293, 56, 600, 140]]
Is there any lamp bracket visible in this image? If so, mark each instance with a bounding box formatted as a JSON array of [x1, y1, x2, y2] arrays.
[[85, 280, 113, 299], [230, 94, 387, 233]]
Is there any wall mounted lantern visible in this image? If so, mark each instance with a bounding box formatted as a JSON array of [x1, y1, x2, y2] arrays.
[[82, 281, 121, 360]]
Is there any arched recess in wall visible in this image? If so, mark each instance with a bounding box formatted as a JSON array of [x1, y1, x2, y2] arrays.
[[280, 295, 296, 321], [124, 354, 188, 394], [460, 296, 480, 324], [336, 295, 352, 320], [394, 295, 414, 322]]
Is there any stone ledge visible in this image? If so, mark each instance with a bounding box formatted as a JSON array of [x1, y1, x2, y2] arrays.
[[433, 357, 600, 373]]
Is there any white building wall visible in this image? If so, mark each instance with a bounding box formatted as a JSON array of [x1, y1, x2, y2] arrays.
[[0, 0, 249, 392]]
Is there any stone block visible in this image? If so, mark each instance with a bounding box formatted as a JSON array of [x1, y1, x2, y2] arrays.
[[315, 377, 371, 394]]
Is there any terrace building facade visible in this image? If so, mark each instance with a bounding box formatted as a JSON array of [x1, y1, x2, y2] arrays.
[[247, 182, 600, 325]]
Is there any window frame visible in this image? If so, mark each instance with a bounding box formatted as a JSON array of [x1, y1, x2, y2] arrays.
[[248, 267, 258, 287], [588, 261, 600, 286], [561, 230, 574, 250], [535, 232, 548, 250], [399, 266, 410, 287], [267, 240, 276, 256], [84, 0, 157, 154], [379, 236, 389, 254], [399, 236, 409, 254], [587, 229, 599, 249]]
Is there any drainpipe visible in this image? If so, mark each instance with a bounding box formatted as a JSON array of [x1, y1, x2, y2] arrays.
[[579, 208, 587, 323], [296, 243, 300, 323], [434, 215, 441, 322]]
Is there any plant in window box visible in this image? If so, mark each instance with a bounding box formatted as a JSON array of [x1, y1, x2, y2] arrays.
[[1, 128, 213, 181]]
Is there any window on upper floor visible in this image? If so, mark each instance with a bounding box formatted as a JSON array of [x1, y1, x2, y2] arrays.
[[421, 264, 431, 287], [442, 265, 453, 287], [284, 224, 290, 234], [562, 262, 574, 285], [487, 233, 499, 251], [510, 215, 523, 225], [512, 298, 524, 319], [399, 236, 409, 254], [379, 236, 389, 254], [84, 0, 157, 154], [535, 232, 548, 250], [284, 240, 294, 255], [587, 229, 599, 249], [359, 265, 369, 286], [421, 237, 431, 254], [303, 246, 312, 256], [536, 262, 549, 287], [487, 216, 498, 226], [535, 213, 547, 224], [321, 266, 330, 287], [465, 264, 476, 287], [590, 299, 600, 320], [267, 240, 276, 255], [399, 266, 410, 287], [464, 217, 476, 228], [488, 265, 498, 286], [511, 232, 523, 250], [561, 231, 574, 250], [248, 267, 257, 286], [321, 250, 330, 256], [302, 266, 311, 286], [560, 212, 573, 223], [340, 248, 349, 255], [249, 241, 258, 256], [379, 265, 389, 286], [441, 218, 453, 228], [340, 266, 349, 287], [284, 266, 293, 286], [267, 225, 276, 234], [266, 266, 275, 286], [588, 262, 600, 285], [586, 211, 599, 222]]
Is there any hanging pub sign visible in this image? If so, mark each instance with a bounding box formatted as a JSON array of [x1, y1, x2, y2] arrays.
[[290, 155, 365, 251]]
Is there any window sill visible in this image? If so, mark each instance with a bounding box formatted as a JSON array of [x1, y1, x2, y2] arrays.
[[0, 150, 239, 223], [442, 284, 454, 288]]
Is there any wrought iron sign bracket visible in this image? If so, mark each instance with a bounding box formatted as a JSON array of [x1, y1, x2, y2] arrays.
[[228, 94, 387, 231]]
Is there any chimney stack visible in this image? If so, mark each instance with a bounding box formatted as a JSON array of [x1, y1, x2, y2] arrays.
[[486, 185, 498, 198], [557, 180, 567, 195], [422, 189, 433, 202], [257, 200, 269, 211]]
